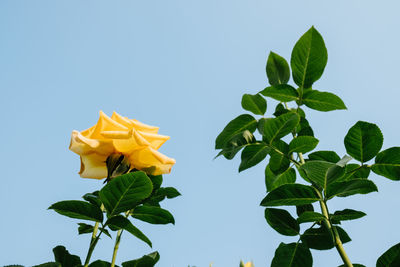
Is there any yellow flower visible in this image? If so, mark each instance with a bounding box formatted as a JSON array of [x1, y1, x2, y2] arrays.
[[69, 111, 176, 179], [240, 261, 254, 267]]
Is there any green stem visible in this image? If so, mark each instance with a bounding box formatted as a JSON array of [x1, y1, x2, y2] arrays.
[[318, 197, 353, 267], [84, 226, 104, 267], [110, 211, 131, 267], [111, 229, 123, 267], [298, 152, 353, 267], [83, 204, 104, 267], [91, 221, 100, 241]]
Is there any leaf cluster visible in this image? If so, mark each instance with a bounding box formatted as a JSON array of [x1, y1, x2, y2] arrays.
[[46, 171, 180, 266], [215, 26, 400, 266]]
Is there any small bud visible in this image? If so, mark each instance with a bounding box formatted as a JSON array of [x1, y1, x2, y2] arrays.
[[105, 154, 131, 182]]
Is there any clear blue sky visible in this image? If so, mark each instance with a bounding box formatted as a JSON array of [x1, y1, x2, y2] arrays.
[[1, 1, 400, 266]]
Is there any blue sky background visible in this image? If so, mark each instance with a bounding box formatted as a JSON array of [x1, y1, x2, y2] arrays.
[[1, 1, 400, 266]]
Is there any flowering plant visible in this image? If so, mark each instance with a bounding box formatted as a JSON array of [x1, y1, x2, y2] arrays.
[[216, 27, 400, 267], [26, 112, 180, 267]]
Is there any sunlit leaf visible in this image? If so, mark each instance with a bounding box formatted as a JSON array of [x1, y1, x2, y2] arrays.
[[371, 147, 400, 180], [344, 121, 383, 163], [260, 85, 299, 102], [289, 136, 319, 154], [215, 114, 258, 149], [265, 166, 296, 192], [266, 51, 290, 85], [263, 112, 300, 144], [132, 206, 175, 225], [308, 151, 340, 163], [49, 200, 103, 223], [99, 172, 153, 216], [239, 143, 270, 172], [302, 90, 346, 112], [241, 93, 267, 115], [290, 26, 327, 88]]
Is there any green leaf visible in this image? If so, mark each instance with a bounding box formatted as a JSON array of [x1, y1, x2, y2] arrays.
[[343, 164, 370, 180], [271, 242, 312, 267], [330, 209, 366, 222], [260, 85, 299, 102], [302, 90, 346, 111], [289, 136, 319, 154], [300, 160, 335, 189], [297, 211, 325, 224], [377, 242, 400, 267], [144, 186, 180, 207], [148, 175, 163, 190], [296, 204, 314, 216], [132, 206, 174, 225], [239, 143, 270, 172], [266, 51, 290, 85], [263, 112, 300, 144], [344, 121, 383, 163], [216, 130, 256, 160], [290, 26, 327, 88], [99, 172, 153, 216], [241, 93, 267, 115], [107, 215, 152, 247], [88, 261, 113, 267], [77, 223, 94, 235], [32, 263, 61, 267], [162, 187, 181, 199], [77, 223, 111, 238], [122, 251, 160, 267], [265, 166, 296, 192], [302, 156, 350, 191], [260, 184, 320, 207], [273, 103, 288, 117], [49, 200, 103, 222], [372, 147, 400, 180], [52, 246, 81, 267], [326, 179, 378, 199], [297, 117, 314, 137], [264, 208, 299, 236], [301, 225, 350, 250], [269, 140, 290, 174], [308, 151, 340, 163], [215, 114, 258, 149], [82, 191, 101, 207]]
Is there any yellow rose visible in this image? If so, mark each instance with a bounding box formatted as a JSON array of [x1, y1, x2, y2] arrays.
[[69, 111, 176, 179], [240, 261, 254, 267]]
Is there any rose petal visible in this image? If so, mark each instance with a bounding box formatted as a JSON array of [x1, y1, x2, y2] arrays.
[[138, 131, 170, 149], [130, 119, 159, 134], [79, 153, 108, 179], [69, 130, 114, 155], [128, 147, 176, 175], [112, 130, 150, 154], [111, 111, 159, 134], [90, 111, 129, 139], [100, 130, 132, 139]]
